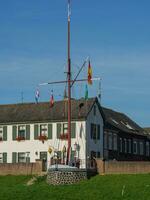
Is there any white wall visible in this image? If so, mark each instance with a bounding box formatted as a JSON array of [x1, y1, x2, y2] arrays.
[[0, 121, 86, 168], [86, 102, 104, 161]]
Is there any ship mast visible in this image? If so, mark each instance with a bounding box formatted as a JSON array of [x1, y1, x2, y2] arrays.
[[67, 0, 71, 164]]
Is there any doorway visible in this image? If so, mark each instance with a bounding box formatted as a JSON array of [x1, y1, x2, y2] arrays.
[[40, 152, 47, 171]]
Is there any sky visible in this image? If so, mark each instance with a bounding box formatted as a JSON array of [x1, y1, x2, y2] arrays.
[[0, 0, 149, 127]]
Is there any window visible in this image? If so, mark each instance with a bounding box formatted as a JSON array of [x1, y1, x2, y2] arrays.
[[90, 124, 100, 140], [124, 139, 127, 153], [139, 142, 144, 155], [18, 152, 26, 163], [113, 134, 117, 150], [0, 153, 3, 163], [104, 132, 108, 148], [108, 132, 112, 150], [128, 139, 132, 153], [18, 125, 26, 139], [146, 142, 150, 157], [0, 127, 3, 140], [57, 123, 76, 139], [91, 124, 96, 139], [133, 141, 137, 154], [63, 123, 68, 134], [120, 138, 123, 153], [40, 124, 48, 136], [93, 105, 96, 116], [18, 152, 30, 163]]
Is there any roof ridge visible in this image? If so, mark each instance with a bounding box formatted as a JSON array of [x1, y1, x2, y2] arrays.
[[0, 97, 96, 107]]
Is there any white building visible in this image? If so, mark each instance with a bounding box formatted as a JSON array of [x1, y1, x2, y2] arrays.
[[0, 97, 104, 169]]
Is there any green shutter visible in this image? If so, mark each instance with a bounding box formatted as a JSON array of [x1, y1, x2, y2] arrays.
[[12, 152, 17, 163], [3, 153, 7, 163], [34, 124, 39, 140], [48, 124, 52, 139], [3, 126, 7, 141], [57, 123, 61, 139], [71, 123, 76, 138], [12, 126, 17, 140], [26, 125, 30, 140]]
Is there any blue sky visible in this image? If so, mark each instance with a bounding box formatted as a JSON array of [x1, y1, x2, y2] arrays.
[[0, 0, 149, 127]]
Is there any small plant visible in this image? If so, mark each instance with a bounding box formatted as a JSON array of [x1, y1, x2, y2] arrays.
[[59, 133, 68, 140], [38, 135, 48, 142], [16, 136, 25, 141]]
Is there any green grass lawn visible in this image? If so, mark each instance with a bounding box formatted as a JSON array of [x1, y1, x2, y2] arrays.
[[0, 174, 150, 200]]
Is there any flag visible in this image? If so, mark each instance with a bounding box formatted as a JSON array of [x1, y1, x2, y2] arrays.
[[88, 60, 92, 85], [68, 0, 71, 21], [85, 84, 88, 100], [35, 89, 40, 103], [50, 90, 54, 108]]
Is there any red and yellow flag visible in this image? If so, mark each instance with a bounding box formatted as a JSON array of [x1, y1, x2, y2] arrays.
[[50, 90, 54, 108], [88, 61, 92, 85]]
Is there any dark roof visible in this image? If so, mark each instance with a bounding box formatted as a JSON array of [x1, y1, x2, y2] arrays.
[[0, 97, 145, 137], [143, 127, 150, 135], [0, 98, 98, 124], [102, 107, 144, 136]]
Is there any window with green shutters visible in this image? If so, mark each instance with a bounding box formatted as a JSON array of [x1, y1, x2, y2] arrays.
[[71, 123, 76, 138], [12, 152, 17, 163], [0, 126, 7, 141], [26, 125, 30, 140], [3, 153, 7, 163], [57, 123, 61, 139], [12, 126, 17, 140], [48, 124, 52, 139], [3, 126, 7, 141], [34, 124, 39, 139]]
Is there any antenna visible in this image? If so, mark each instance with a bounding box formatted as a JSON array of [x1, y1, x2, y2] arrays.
[[21, 91, 24, 104]]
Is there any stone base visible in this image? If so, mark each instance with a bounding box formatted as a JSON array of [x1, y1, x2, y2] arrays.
[[47, 169, 87, 185]]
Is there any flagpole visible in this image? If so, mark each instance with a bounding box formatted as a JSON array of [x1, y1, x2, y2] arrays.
[[67, 0, 71, 165]]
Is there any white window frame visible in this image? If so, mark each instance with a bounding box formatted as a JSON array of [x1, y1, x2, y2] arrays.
[[17, 125, 26, 139], [63, 123, 68, 134], [18, 152, 30, 163], [18, 152, 26, 163], [40, 124, 48, 136]]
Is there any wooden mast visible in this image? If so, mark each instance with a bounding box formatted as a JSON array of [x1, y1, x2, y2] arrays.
[[66, 0, 71, 165]]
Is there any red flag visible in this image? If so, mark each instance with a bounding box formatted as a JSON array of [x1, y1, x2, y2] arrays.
[[50, 90, 54, 108], [88, 61, 92, 85]]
